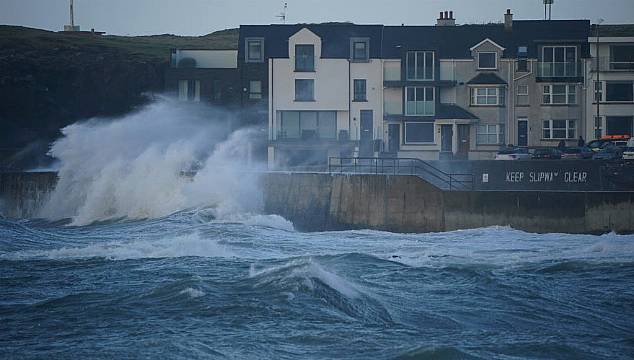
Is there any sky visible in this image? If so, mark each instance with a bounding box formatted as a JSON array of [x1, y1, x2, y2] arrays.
[[2, 0, 634, 36]]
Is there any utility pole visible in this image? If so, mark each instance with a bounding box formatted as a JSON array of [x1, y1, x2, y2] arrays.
[[70, 0, 75, 28], [596, 19, 604, 139]]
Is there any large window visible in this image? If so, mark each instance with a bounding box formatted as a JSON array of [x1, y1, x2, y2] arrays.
[[541, 46, 577, 77], [610, 45, 634, 70], [405, 87, 435, 116], [543, 84, 576, 104], [351, 38, 369, 62], [404, 122, 434, 143], [471, 87, 505, 106], [543, 120, 576, 139], [279, 111, 336, 139], [594, 81, 603, 102], [606, 81, 634, 102], [353, 79, 367, 102], [516, 84, 529, 106], [606, 116, 634, 136], [295, 79, 314, 101], [406, 51, 434, 80], [478, 52, 497, 69], [476, 124, 505, 145], [245, 38, 264, 63], [295, 45, 315, 72]]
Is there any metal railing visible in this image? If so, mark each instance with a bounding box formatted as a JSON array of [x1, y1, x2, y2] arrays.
[[591, 57, 634, 72], [328, 157, 474, 191], [537, 61, 581, 78]]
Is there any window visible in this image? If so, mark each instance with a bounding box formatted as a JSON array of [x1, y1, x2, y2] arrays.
[[295, 79, 314, 101], [594, 81, 603, 102], [610, 45, 634, 70], [178, 80, 200, 102], [476, 124, 505, 145], [541, 46, 577, 77], [245, 38, 264, 63], [249, 80, 262, 100], [351, 38, 370, 62], [478, 52, 497, 69], [543, 85, 576, 104], [404, 122, 434, 143], [594, 116, 603, 139], [606, 116, 634, 136], [471, 87, 505, 106], [406, 51, 434, 80], [295, 45, 315, 72], [353, 79, 366, 101], [516, 84, 529, 105], [543, 120, 576, 139], [405, 87, 435, 116], [279, 111, 337, 139], [606, 81, 634, 102]]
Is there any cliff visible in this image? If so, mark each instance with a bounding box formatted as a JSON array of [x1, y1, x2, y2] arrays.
[[0, 26, 238, 169]]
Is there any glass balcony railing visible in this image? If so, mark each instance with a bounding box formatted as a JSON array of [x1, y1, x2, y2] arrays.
[[384, 67, 401, 82], [405, 101, 435, 116], [537, 61, 581, 78], [591, 57, 634, 72], [384, 101, 402, 115]]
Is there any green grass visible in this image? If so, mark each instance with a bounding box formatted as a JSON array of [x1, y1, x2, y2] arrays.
[[0, 25, 239, 61]]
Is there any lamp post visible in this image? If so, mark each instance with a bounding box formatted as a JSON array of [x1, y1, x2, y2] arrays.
[[596, 18, 604, 139]]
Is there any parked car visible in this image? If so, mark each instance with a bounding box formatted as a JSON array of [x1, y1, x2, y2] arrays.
[[495, 147, 531, 160], [532, 148, 562, 160], [561, 146, 594, 160], [592, 145, 623, 161], [587, 139, 614, 153], [622, 147, 634, 160]]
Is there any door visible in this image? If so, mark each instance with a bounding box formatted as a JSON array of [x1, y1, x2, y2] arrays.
[[388, 124, 400, 154], [359, 110, 374, 157], [456, 125, 470, 160], [517, 119, 528, 147], [440, 124, 453, 160]]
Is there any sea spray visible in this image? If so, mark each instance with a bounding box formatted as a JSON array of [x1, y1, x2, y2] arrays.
[[39, 98, 265, 225]]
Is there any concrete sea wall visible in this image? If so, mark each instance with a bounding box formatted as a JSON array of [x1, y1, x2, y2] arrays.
[[263, 173, 634, 234]]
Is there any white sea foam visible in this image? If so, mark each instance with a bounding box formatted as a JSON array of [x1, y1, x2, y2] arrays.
[[39, 98, 264, 226], [7, 232, 234, 261], [179, 288, 206, 299]]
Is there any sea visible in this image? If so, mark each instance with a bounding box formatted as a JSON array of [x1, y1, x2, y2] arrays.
[[1, 212, 633, 359]]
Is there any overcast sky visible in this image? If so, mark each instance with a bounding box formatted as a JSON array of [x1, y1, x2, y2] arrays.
[[2, 0, 634, 36]]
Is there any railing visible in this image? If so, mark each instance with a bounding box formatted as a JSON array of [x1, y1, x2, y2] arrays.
[[405, 101, 435, 116], [384, 101, 402, 115], [328, 157, 474, 191], [537, 61, 581, 78], [591, 57, 634, 72], [384, 66, 401, 81]]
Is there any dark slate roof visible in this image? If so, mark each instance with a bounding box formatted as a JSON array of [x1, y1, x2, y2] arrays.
[[467, 72, 507, 85], [591, 24, 634, 37], [436, 104, 479, 120], [382, 20, 590, 59], [238, 24, 384, 59]]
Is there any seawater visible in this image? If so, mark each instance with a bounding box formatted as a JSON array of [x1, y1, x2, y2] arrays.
[[1, 212, 633, 359]]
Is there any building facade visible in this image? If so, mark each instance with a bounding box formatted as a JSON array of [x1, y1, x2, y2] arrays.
[[586, 25, 634, 140]]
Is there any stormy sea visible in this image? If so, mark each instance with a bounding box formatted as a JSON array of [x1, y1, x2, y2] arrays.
[[1, 100, 633, 359]]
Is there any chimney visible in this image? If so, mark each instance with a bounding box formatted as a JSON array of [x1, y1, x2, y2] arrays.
[[437, 10, 456, 26], [504, 9, 513, 32]]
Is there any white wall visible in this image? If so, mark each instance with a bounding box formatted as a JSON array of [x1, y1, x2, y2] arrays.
[[174, 50, 238, 69]]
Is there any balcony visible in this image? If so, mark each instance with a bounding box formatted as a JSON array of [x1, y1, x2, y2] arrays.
[[537, 61, 582, 80], [384, 101, 402, 116], [591, 57, 634, 72], [384, 66, 401, 81]]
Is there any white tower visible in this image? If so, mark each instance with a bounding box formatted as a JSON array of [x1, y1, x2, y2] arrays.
[[64, 0, 80, 31]]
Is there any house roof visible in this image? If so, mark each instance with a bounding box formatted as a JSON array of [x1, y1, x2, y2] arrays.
[[470, 38, 505, 51], [382, 20, 590, 59], [436, 104, 479, 120], [239, 24, 384, 59], [467, 72, 507, 85]]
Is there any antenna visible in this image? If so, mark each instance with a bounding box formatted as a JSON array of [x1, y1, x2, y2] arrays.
[[276, 2, 288, 24], [543, 0, 554, 20]]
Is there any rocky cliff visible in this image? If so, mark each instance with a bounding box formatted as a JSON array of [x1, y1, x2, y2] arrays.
[[0, 26, 238, 169]]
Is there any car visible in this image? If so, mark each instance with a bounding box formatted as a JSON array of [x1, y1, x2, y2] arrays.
[[587, 139, 615, 153], [622, 147, 634, 160], [495, 147, 531, 160], [592, 145, 623, 161], [561, 146, 594, 160], [532, 148, 562, 160]]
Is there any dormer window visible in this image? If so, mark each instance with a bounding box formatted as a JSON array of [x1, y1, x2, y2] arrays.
[[478, 52, 497, 69], [295, 45, 315, 72], [350, 38, 370, 62], [246, 38, 264, 63]]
